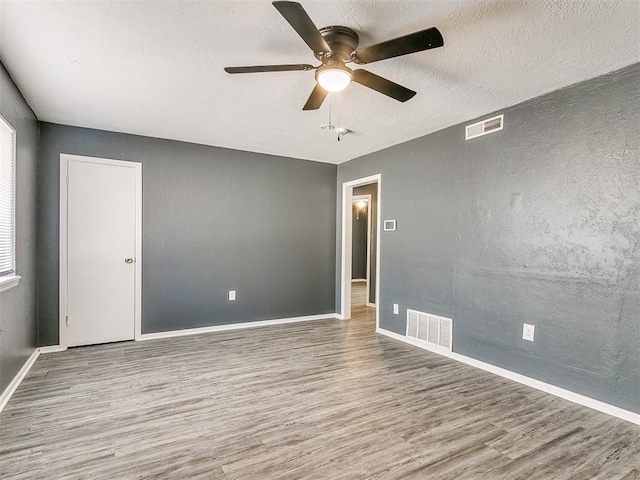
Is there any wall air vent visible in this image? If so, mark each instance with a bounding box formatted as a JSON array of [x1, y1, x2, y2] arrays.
[[406, 309, 453, 351], [465, 114, 504, 140]]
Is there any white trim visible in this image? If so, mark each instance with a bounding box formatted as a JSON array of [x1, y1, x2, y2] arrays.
[[39, 345, 67, 354], [0, 348, 39, 413], [340, 182, 353, 320], [351, 279, 366, 283], [366, 302, 376, 308], [341, 174, 381, 330], [138, 313, 337, 341], [59, 154, 143, 348], [0, 274, 20, 293], [59, 156, 68, 348], [376, 327, 640, 426], [134, 162, 142, 340]]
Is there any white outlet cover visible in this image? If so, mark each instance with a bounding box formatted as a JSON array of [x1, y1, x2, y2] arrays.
[[229, 290, 236, 301], [393, 304, 399, 315], [523, 323, 535, 341]]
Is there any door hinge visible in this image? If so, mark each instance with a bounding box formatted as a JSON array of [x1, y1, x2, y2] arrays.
[[66, 315, 69, 326]]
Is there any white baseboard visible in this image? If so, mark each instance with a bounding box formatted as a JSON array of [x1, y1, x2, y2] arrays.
[[138, 313, 338, 341], [335, 313, 346, 320], [376, 327, 640, 426], [351, 279, 366, 283], [39, 345, 67, 354], [366, 302, 376, 308], [0, 348, 40, 413]]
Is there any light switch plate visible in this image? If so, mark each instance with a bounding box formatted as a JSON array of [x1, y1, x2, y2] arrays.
[[522, 323, 535, 341], [384, 220, 397, 231], [228, 290, 236, 301], [393, 303, 399, 315]]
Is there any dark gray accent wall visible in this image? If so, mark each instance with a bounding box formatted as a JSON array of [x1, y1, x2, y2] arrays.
[[337, 63, 640, 413], [354, 183, 378, 304], [38, 124, 336, 344], [0, 63, 39, 393]]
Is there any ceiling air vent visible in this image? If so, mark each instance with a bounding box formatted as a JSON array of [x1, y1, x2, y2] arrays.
[[465, 114, 504, 140]]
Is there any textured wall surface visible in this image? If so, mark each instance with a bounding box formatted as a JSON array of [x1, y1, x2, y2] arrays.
[[38, 124, 336, 344], [337, 63, 640, 412], [0, 64, 39, 393]]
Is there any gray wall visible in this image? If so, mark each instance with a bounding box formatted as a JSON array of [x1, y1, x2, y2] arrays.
[[0, 64, 39, 393], [38, 124, 336, 343], [354, 183, 378, 304], [337, 63, 640, 413]]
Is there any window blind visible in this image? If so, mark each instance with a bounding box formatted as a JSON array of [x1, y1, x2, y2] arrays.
[[0, 115, 16, 277]]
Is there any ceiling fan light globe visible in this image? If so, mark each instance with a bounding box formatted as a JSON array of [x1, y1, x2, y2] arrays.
[[317, 68, 352, 92]]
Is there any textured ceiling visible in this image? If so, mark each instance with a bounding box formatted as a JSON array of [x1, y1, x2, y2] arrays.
[[1, 1, 638, 164]]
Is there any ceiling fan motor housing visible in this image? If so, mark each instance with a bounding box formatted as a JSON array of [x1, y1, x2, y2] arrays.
[[316, 26, 360, 64]]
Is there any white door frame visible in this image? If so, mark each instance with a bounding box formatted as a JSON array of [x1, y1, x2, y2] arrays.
[[352, 194, 373, 305], [340, 174, 381, 328], [59, 154, 143, 348]]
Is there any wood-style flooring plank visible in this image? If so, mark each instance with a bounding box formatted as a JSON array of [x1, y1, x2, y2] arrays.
[[1, 305, 639, 479]]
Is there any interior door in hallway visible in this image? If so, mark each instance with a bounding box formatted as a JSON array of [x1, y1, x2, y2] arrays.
[[64, 155, 140, 347]]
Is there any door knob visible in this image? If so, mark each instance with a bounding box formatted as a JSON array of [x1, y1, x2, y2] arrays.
[[125, 257, 134, 264]]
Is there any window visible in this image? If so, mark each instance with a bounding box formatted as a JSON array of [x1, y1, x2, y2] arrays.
[[0, 114, 18, 292]]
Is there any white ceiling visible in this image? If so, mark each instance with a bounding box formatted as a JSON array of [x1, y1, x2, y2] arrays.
[[1, 1, 638, 164]]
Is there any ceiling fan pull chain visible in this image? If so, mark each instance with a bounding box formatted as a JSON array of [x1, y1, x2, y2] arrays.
[[338, 92, 345, 141]]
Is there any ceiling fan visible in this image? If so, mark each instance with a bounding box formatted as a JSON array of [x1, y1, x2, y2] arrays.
[[224, 1, 444, 110]]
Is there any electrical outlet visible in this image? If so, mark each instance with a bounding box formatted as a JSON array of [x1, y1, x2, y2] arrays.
[[228, 290, 236, 301], [393, 303, 399, 315], [522, 323, 535, 342]]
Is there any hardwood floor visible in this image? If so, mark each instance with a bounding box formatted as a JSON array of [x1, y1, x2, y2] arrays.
[[351, 281, 367, 307], [2, 307, 639, 479]]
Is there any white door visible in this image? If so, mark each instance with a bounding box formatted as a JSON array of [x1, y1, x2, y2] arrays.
[[64, 156, 140, 347]]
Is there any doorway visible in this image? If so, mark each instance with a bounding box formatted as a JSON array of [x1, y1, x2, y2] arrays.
[[59, 154, 142, 347], [352, 193, 375, 308], [340, 174, 381, 328]]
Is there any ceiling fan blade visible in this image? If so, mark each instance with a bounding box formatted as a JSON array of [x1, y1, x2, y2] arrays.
[[352, 27, 443, 64], [225, 64, 314, 74], [303, 83, 329, 110], [272, 1, 332, 54], [352, 69, 416, 102]]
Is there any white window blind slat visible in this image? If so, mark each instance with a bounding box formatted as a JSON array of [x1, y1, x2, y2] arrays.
[[0, 114, 16, 277]]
